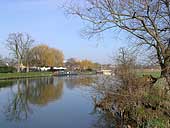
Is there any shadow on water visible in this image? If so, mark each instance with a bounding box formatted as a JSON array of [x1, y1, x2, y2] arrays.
[[89, 109, 115, 128], [0, 80, 16, 88]]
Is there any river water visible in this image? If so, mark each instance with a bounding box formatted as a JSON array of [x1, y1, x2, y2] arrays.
[[0, 76, 113, 128]]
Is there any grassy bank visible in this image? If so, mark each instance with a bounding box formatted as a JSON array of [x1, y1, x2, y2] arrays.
[[0, 72, 52, 80], [95, 68, 169, 127], [137, 70, 161, 78], [78, 71, 97, 75]]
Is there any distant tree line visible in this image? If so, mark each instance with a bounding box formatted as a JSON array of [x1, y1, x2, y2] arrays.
[[65, 58, 101, 71], [1, 32, 101, 73], [2, 32, 64, 72]]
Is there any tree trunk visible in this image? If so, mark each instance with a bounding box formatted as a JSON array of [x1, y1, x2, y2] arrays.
[[157, 45, 170, 78], [161, 40, 170, 86], [17, 58, 20, 73], [160, 63, 170, 87], [26, 64, 29, 73], [160, 64, 169, 77]]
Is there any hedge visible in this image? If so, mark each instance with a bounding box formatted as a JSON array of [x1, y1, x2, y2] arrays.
[[0, 66, 17, 73]]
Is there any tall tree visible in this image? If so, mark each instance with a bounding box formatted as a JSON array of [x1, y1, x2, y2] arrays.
[[30, 45, 49, 67], [79, 59, 94, 70], [0, 56, 6, 66], [65, 58, 80, 70], [6, 33, 34, 72], [30, 45, 64, 67], [64, 0, 170, 78], [46, 48, 64, 67]]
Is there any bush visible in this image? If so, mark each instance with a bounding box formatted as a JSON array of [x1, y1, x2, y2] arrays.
[[147, 118, 167, 128], [0, 66, 17, 73]]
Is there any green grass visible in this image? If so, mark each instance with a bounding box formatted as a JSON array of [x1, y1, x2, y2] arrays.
[[0, 72, 52, 80], [137, 70, 161, 78], [78, 71, 97, 75]]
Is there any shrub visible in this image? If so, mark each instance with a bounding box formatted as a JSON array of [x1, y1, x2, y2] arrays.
[[0, 66, 17, 73], [147, 118, 167, 128]]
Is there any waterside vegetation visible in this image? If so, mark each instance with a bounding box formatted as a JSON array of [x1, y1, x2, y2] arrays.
[[0, 72, 52, 81]]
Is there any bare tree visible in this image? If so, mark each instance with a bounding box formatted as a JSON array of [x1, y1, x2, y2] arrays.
[[115, 48, 136, 75], [64, 0, 170, 78], [0, 56, 6, 66], [6, 33, 34, 72]]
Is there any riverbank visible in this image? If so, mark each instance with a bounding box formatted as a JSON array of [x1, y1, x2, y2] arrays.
[[0, 72, 52, 80], [137, 70, 161, 78], [78, 71, 97, 75], [94, 68, 170, 127]]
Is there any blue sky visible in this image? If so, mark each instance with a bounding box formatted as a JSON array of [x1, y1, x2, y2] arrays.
[[0, 0, 127, 64]]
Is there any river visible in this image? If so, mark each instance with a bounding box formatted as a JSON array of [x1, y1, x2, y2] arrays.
[[0, 76, 113, 128]]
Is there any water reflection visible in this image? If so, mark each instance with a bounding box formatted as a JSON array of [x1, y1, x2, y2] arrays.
[[28, 79, 63, 106], [3, 77, 63, 121], [91, 111, 115, 128], [0, 76, 116, 128], [1, 76, 95, 122], [64, 76, 96, 89], [0, 80, 16, 88]]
